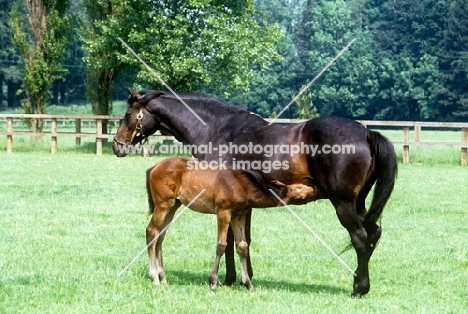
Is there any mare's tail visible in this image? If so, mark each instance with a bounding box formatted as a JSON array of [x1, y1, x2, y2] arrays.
[[146, 166, 156, 214], [364, 131, 398, 227]]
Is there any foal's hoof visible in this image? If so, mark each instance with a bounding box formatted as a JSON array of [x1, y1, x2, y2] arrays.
[[209, 283, 217, 292], [240, 280, 254, 291]]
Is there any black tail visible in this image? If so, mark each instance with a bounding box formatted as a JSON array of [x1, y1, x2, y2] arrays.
[[364, 131, 398, 227], [146, 166, 155, 214]]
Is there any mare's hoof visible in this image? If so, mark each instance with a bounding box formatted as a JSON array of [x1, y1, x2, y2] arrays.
[[351, 291, 362, 298], [351, 283, 369, 298], [223, 275, 236, 286]]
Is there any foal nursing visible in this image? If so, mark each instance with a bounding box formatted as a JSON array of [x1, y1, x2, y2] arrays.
[[146, 157, 316, 291]]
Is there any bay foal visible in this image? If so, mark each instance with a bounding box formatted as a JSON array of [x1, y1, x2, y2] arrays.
[[146, 157, 317, 291]]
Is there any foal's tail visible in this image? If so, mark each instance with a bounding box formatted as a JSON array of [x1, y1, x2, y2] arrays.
[[146, 166, 156, 214], [365, 131, 398, 227]]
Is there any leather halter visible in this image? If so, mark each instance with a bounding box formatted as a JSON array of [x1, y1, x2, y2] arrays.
[[113, 108, 146, 146]]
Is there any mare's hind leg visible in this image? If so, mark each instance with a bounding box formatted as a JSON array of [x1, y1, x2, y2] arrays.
[[146, 200, 181, 285], [230, 213, 253, 290], [209, 209, 231, 292], [224, 209, 253, 286], [356, 194, 382, 262], [333, 200, 372, 297]]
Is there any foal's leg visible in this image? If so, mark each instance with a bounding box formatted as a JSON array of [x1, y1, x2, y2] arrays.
[[209, 209, 231, 292], [146, 200, 181, 284], [230, 213, 253, 290], [224, 209, 253, 286]]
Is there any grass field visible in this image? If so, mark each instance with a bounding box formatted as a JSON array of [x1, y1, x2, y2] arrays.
[[1, 151, 467, 313]]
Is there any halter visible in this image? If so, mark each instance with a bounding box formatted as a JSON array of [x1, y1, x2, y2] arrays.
[[113, 108, 147, 146]]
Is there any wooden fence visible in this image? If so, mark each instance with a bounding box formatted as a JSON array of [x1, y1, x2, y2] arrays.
[[1, 114, 467, 166]]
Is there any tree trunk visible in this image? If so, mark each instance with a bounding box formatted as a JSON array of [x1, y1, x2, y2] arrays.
[[29, 96, 45, 142], [7, 80, 19, 108]]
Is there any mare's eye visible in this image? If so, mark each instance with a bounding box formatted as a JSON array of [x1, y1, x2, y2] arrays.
[[125, 108, 133, 115]]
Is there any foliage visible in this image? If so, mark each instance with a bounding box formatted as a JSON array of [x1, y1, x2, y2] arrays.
[[441, 0, 468, 118], [9, 0, 71, 133], [295, 85, 319, 119], [229, 0, 302, 118], [80, 0, 127, 119], [229, 0, 467, 122], [0, 0, 22, 104], [116, 0, 282, 95], [3, 0, 468, 121]]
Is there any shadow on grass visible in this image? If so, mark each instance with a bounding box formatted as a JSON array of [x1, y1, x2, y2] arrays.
[[167, 270, 348, 295]]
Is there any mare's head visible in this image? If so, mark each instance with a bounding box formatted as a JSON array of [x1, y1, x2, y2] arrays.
[[272, 180, 316, 205], [113, 88, 163, 157]]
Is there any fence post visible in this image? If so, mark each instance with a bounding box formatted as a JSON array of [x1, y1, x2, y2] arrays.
[[51, 118, 58, 153], [75, 118, 81, 145], [403, 126, 410, 164], [7, 117, 13, 153], [96, 119, 103, 155], [462, 127, 468, 167], [414, 123, 421, 149]]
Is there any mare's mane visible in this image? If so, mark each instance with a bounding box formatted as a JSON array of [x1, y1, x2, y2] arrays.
[[137, 90, 251, 116]]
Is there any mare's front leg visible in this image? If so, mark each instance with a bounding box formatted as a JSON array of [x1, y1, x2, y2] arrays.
[[146, 200, 180, 285], [209, 209, 231, 292], [230, 212, 253, 290]]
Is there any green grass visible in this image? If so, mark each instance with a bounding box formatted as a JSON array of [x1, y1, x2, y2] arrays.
[[1, 152, 467, 313]]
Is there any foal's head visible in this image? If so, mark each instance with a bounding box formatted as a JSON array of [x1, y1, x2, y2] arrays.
[[272, 180, 316, 205]]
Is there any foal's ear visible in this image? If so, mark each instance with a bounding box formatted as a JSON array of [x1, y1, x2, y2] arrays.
[[270, 180, 286, 187]]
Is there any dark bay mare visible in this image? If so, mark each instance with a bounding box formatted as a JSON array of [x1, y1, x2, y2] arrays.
[[113, 89, 397, 297]]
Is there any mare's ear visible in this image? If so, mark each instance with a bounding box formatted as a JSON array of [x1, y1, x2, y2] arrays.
[[125, 87, 135, 95], [126, 87, 144, 102]]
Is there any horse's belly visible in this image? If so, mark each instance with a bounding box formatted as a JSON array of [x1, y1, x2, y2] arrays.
[[178, 194, 216, 214]]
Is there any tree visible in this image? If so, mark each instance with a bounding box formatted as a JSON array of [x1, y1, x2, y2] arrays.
[[10, 0, 71, 134], [81, 0, 281, 132], [81, 0, 124, 136], [441, 0, 468, 119], [362, 0, 447, 120], [0, 0, 22, 109], [295, 85, 319, 119], [51, 0, 87, 106], [229, 0, 302, 118], [296, 0, 378, 119], [117, 0, 281, 94]]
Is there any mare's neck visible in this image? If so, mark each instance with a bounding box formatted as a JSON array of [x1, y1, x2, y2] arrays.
[[153, 97, 271, 157]]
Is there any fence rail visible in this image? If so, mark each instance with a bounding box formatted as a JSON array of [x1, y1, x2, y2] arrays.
[[1, 114, 467, 166]]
